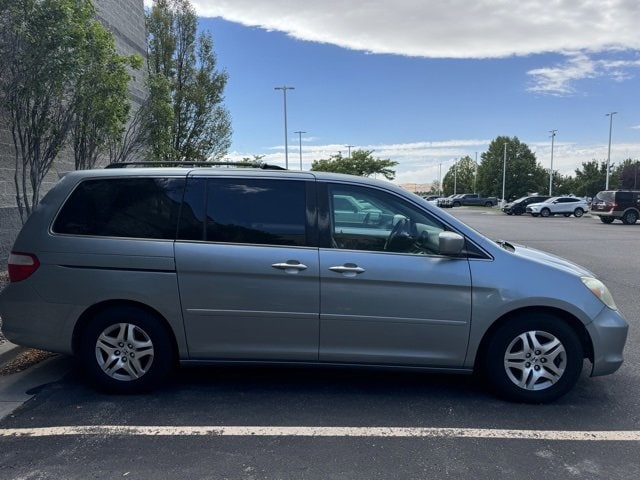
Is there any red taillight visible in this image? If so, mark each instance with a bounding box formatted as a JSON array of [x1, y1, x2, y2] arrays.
[[8, 252, 40, 282]]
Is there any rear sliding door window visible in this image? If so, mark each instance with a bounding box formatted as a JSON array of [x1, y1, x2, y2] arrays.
[[53, 178, 184, 239], [178, 178, 307, 246]]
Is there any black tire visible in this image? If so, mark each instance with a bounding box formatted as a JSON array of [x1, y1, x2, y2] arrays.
[[600, 216, 615, 224], [485, 202, 493, 207], [78, 306, 175, 393], [482, 313, 584, 403], [622, 210, 638, 225], [514, 208, 523, 216], [540, 208, 551, 217], [531, 213, 539, 217], [453, 202, 461, 207], [563, 213, 571, 217], [573, 208, 584, 218]]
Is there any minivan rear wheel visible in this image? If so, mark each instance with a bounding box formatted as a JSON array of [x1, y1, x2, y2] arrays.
[[78, 306, 175, 393], [483, 313, 583, 403]]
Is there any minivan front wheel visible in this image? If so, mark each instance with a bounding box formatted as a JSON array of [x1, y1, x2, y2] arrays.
[[79, 306, 175, 393], [483, 313, 583, 403]]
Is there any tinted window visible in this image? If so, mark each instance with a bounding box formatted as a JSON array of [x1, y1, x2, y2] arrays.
[[54, 178, 184, 239], [329, 184, 446, 255], [178, 178, 307, 247], [616, 192, 633, 202]]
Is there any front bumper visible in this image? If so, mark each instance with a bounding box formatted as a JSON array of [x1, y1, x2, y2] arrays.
[[586, 306, 629, 377]]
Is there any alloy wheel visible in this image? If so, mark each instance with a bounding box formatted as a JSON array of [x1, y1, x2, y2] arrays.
[[503, 330, 566, 391], [95, 323, 155, 381]]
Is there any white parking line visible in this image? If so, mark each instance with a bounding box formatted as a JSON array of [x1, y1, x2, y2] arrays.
[[1, 426, 640, 441]]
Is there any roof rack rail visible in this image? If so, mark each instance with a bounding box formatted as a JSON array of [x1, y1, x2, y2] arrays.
[[105, 161, 286, 170]]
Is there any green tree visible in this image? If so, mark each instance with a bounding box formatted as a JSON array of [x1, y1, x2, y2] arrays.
[[442, 156, 477, 195], [476, 136, 545, 201], [572, 160, 612, 197], [311, 150, 398, 180], [0, 0, 108, 221], [613, 158, 640, 189], [71, 21, 143, 169], [146, 0, 232, 161]]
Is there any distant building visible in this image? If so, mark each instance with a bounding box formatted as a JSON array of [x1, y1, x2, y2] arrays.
[[0, 0, 147, 266]]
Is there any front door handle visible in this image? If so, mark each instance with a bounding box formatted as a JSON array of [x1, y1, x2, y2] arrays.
[[329, 264, 365, 277], [272, 261, 308, 274]]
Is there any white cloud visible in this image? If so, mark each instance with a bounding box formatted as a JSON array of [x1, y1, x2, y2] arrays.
[[527, 53, 640, 95], [190, 0, 640, 59], [225, 138, 640, 185]]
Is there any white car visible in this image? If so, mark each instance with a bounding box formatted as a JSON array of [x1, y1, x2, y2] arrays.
[[526, 196, 590, 217]]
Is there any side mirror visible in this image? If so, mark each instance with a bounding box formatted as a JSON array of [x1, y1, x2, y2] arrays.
[[439, 231, 465, 256]]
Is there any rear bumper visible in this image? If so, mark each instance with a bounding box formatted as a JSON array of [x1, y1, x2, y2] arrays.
[[0, 283, 77, 355]]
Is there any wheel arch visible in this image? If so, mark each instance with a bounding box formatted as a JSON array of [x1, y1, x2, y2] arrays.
[[473, 306, 593, 372], [71, 300, 180, 363]]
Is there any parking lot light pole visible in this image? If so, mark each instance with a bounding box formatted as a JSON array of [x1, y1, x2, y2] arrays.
[[275, 86, 295, 169], [502, 143, 507, 207], [605, 112, 617, 190], [549, 129, 557, 196], [295, 131, 306, 170], [345, 145, 354, 158]]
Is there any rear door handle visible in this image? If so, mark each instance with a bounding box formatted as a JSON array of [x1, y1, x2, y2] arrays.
[[329, 264, 365, 277], [272, 261, 308, 274]]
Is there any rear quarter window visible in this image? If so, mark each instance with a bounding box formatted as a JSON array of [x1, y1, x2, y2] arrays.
[[53, 177, 184, 239]]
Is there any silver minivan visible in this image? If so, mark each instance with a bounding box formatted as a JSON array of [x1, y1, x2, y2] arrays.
[[0, 166, 628, 403]]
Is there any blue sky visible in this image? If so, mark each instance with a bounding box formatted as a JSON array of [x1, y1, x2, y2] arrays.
[[183, 1, 640, 186]]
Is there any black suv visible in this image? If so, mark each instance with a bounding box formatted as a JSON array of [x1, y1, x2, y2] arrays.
[[591, 190, 640, 224], [502, 195, 550, 215]]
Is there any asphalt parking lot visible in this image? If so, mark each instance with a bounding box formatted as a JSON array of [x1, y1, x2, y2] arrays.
[[0, 208, 638, 479]]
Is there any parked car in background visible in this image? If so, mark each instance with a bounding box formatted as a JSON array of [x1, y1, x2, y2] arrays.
[[590, 190, 640, 224], [437, 194, 462, 208], [451, 193, 498, 207], [502, 195, 550, 215], [526, 196, 590, 217], [0, 164, 628, 403], [423, 195, 441, 205]]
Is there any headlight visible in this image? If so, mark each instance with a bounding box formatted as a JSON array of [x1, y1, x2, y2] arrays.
[[581, 276, 617, 310]]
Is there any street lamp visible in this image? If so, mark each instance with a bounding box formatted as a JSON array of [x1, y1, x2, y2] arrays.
[[549, 129, 557, 196], [274, 86, 295, 169], [605, 112, 617, 190], [438, 163, 442, 197], [502, 143, 507, 207], [474, 151, 478, 194], [345, 145, 354, 158], [294, 130, 306, 170], [454, 160, 458, 195]]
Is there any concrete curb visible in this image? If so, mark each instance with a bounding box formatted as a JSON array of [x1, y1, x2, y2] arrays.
[[0, 341, 26, 366]]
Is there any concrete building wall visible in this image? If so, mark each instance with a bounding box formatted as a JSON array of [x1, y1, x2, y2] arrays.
[[0, 0, 147, 268]]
